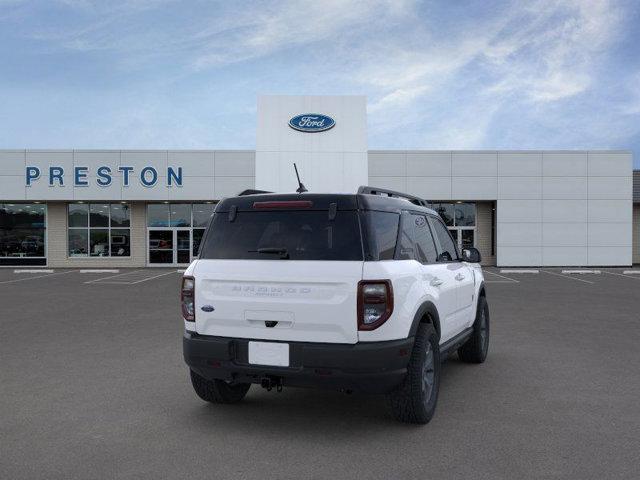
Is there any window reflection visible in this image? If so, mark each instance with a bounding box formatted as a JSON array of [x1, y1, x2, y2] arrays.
[[147, 204, 170, 227], [192, 203, 215, 227], [89, 204, 110, 227], [0, 203, 46, 258], [454, 203, 475, 226], [110, 204, 130, 227], [68, 204, 88, 227], [170, 204, 191, 227], [68, 203, 131, 257]]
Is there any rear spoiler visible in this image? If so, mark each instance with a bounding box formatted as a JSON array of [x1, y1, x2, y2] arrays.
[[357, 186, 429, 207], [238, 189, 273, 196]]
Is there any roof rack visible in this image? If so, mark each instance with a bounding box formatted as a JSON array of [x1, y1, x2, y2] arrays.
[[237, 189, 272, 196], [357, 186, 429, 207]]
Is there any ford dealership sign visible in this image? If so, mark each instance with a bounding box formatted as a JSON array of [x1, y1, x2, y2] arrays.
[[288, 114, 335, 133]]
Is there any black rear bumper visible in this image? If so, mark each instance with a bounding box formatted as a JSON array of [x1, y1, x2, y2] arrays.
[[183, 331, 414, 394]]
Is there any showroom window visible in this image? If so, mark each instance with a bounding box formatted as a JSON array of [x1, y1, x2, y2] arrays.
[[427, 202, 476, 251], [0, 203, 47, 266], [68, 203, 131, 257]]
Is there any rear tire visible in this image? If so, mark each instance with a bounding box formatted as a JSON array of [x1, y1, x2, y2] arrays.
[[458, 295, 490, 363], [387, 323, 441, 424], [190, 369, 251, 404]]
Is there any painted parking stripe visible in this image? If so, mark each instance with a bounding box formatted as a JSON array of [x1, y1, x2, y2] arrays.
[[623, 270, 640, 275], [541, 270, 594, 284], [14, 269, 54, 273], [483, 270, 519, 283], [0, 270, 74, 285], [129, 271, 178, 284], [84, 270, 145, 284], [604, 271, 640, 281], [84, 269, 179, 285], [79, 269, 120, 274], [500, 269, 539, 274], [561, 269, 601, 274]]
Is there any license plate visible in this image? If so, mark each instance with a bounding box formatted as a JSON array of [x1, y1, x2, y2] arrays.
[[248, 341, 289, 367]]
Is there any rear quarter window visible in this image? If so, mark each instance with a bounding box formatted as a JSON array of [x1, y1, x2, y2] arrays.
[[361, 211, 400, 261]]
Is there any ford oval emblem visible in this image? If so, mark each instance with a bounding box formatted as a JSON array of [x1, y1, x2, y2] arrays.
[[288, 114, 335, 133]]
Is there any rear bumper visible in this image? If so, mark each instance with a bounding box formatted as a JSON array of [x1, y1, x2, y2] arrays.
[[183, 331, 414, 394]]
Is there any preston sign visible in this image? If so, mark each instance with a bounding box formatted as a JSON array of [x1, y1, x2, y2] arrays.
[[25, 165, 183, 188], [288, 114, 335, 133]]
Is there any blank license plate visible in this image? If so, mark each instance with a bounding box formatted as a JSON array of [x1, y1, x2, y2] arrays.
[[248, 341, 289, 367]]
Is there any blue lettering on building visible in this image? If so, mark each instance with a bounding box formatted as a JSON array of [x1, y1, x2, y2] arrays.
[[118, 166, 134, 187], [168, 166, 183, 187], [97, 166, 112, 186], [26, 166, 40, 186], [140, 166, 158, 187], [49, 166, 64, 186], [74, 166, 89, 186], [24, 166, 184, 187]]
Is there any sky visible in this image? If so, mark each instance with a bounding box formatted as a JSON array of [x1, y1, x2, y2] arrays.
[[0, 0, 639, 167]]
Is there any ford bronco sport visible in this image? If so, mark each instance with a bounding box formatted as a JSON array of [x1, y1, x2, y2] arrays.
[[182, 187, 489, 424]]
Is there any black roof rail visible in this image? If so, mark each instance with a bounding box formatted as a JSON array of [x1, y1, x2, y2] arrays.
[[357, 186, 429, 207], [237, 189, 272, 196]]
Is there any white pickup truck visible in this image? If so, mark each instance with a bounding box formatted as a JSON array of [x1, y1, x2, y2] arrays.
[[182, 187, 489, 424]]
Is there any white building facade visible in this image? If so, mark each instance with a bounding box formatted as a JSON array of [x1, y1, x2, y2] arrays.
[[0, 95, 636, 267]]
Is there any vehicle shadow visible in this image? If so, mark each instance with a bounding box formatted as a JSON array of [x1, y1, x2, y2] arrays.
[[175, 356, 472, 436]]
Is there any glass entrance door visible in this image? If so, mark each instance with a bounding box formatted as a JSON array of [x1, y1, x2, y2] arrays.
[[149, 230, 174, 264], [447, 227, 475, 252], [148, 229, 192, 265], [176, 229, 191, 264]]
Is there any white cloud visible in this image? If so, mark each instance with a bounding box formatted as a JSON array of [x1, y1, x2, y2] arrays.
[[1, 0, 636, 154]]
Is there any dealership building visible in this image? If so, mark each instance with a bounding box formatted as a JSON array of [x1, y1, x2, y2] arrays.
[[0, 95, 638, 268]]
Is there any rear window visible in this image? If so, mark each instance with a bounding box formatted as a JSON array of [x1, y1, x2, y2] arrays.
[[199, 211, 363, 261]]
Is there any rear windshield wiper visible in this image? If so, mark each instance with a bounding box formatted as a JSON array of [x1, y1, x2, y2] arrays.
[[249, 247, 290, 259]]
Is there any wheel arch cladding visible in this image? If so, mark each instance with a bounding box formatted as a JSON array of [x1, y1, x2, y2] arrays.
[[409, 302, 441, 340]]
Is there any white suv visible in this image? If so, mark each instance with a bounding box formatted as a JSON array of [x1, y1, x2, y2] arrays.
[[182, 187, 489, 424]]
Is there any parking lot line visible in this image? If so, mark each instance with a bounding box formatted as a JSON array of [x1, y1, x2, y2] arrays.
[[84, 270, 145, 284], [500, 269, 539, 274], [79, 269, 120, 273], [0, 270, 74, 285], [483, 270, 519, 283], [541, 269, 594, 284], [603, 271, 640, 281], [14, 269, 54, 273], [129, 271, 178, 284], [561, 269, 601, 274]]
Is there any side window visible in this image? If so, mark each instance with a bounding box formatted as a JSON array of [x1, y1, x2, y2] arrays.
[[363, 211, 400, 260], [428, 216, 459, 262], [412, 214, 438, 264], [397, 212, 415, 260], [395, 212, 437, 264]]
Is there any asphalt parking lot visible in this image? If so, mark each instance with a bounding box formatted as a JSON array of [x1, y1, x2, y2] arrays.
[[1, 267, 640, 479]]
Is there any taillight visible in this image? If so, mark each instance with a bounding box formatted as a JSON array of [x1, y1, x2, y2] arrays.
[[357, 280, 393, 330], [181, 276, 195, 321]]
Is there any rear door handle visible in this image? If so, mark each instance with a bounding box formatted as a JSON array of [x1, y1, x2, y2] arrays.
[[430, 278, 443, 287], [455, 273, 465, 281]]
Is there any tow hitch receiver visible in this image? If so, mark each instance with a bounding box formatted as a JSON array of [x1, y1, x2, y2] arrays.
[[261, 376, 284, 392]]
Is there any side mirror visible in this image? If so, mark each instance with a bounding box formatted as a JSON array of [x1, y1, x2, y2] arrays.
[[462, 247, 481, 263]]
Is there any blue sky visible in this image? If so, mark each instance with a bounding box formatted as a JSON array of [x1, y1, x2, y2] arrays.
[[1, 0, 639, 167]]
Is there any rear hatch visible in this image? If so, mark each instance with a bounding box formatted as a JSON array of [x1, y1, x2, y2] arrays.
[[193, 195, 364, 344]]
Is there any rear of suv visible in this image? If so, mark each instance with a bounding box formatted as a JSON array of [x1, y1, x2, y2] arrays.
[[182, 187, 489, 424]]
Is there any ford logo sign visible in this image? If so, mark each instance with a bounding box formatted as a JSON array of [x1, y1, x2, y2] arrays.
[[288, 114, 335, 133]]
